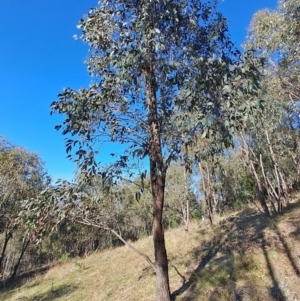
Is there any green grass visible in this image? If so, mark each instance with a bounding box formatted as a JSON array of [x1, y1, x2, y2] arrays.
[[1, 197, 300, 301]]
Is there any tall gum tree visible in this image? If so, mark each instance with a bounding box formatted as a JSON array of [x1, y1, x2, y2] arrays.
[[50, 0, 263, 299], [242, 0, 300, 214]]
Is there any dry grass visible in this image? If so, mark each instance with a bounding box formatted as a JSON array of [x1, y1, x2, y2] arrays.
[[1, 196, 300, 301]]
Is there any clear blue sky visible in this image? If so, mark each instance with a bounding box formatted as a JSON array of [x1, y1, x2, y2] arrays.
[[0, 0, 277, 182]]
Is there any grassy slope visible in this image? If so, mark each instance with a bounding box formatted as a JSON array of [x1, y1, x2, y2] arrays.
[[1, 197, 300, 301]]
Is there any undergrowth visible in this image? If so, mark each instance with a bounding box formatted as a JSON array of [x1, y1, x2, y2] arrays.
[[1, 197, 300, 301]]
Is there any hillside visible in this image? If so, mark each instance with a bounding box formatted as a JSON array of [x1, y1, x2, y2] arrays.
[[1, 198, 300, 301]]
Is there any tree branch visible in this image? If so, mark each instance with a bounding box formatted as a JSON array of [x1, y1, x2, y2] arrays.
[[77, 218, 156, 270]]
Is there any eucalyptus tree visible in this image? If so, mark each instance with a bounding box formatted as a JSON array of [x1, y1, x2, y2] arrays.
[[46, 0, 263, 299], [163, 162, 197, 231], [241, 0, 300, 215], [238, 76, 300, 215], [192, 140, 255, 221], [245, 0, 300, 108], [0, 137, 49, 279]]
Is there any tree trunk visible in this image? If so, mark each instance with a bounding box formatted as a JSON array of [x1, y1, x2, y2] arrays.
[[151, 171, 171, 300], [155, 260, 171, 301], [205, 162, 216, 224], [265, 130, 285, 212], [182, 165, 190, 232], [185, 198, 190, 232], [198, 162, 213, 225], [10, 237, 30, 281], [145, 33, 171, 300], [149, 128, 171, 301], [0, 231, 12, 274], [249, 160, 270, 217], [279, 170, 290, 205], [241, 133, 270, 217], [259, 153, 278, 214]]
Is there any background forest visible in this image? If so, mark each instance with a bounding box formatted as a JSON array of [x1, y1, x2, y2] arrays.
[[0, 0, 300, 300]]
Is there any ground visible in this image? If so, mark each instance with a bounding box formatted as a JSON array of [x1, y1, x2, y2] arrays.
[[1, 196, 300, 301]]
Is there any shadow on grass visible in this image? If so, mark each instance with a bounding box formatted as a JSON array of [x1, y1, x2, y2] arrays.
[[262, 236, 286, 301], [171, 234, 223, 300], [290, 225, 300, 241], [14, 284, 78, 301], [273, 224, 300, 277], [172, 208, 272, 300], [271, 198, 300, 280], [0, 265, 51, 290], [283, 197, 300, 213]]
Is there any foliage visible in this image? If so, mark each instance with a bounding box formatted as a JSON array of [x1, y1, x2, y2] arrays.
[[26, 0, 264, 299], [195, 148, 251, 223], [3, 1, 300, 296], [240, 0, 300, 215], [164, 163, 197, 229], [0, 137, 50, 279], [51, 1, 263, 176]]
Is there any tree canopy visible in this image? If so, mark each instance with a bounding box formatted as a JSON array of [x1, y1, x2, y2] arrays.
[[0, 137, 50, 279], [31, 0, 264, 299]]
